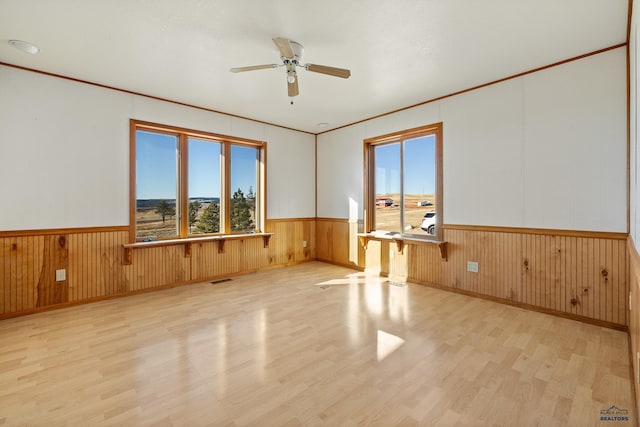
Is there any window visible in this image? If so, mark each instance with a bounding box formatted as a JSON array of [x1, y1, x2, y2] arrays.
[[188, 138, 221, 235], [135, 130, 179, 240], [364, 123, 442, 240], [130, 120, 265, 242], [230, 145, 258, 232]]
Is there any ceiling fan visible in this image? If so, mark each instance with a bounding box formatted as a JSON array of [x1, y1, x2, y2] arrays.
[[230, 38, 351, 100]]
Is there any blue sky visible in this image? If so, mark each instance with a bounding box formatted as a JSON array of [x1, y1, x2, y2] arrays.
[[136, 131, 258, 199], [229, 145, 258, 197], [188, 138, 220, 198], [136, 131, 177, 199], [137, 130, 433, 199], [375, 135, 436, 195]]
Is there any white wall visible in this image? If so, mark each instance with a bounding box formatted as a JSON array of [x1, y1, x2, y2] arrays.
[[0, 65, 315, 230], [316, 125, 365, 221], [317, 47, 627, 233], [264, 126, 316, 219], [0, 45, 627, 233]]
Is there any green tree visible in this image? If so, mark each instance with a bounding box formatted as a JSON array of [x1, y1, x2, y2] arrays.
[[188, 200, 202, 229], [246, 186, 256, 211], [195, 202, 220, 233], [155, 200, 175, 223], [231, 188, 254, 232]]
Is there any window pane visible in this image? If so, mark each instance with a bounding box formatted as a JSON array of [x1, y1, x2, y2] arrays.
[[188, 138, 221, 235], [136, 130, 178, 240], [230, 145, 258, 232], [374, 143, 401, 233], [403, 135, 436, 236]]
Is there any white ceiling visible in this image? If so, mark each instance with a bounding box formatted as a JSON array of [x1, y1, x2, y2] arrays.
[[0, 0, 629, 134]]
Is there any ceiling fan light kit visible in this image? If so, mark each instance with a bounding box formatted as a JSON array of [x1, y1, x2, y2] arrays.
[[230, 37, 350, 101]]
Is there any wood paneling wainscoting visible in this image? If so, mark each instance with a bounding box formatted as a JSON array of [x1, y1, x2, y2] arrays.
[[266, 218, 316, 265], [0, 218, 315, 318], [443, 226, 628, 328], [316, 218, 629, 329], [628, 237, 640, 417], [2, 218, 629, 328], [316, 218, 365, 269]]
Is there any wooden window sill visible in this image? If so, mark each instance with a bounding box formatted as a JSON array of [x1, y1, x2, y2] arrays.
[[356, 232, 448, 260], [122, 232, 273, 265]]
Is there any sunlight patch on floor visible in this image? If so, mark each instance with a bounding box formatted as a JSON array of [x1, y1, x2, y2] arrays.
[[377, 329, 405, 361], [314, 273, 388, 287]]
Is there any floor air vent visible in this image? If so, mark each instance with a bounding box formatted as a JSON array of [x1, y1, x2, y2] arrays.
[[388, 281, 407, 287], [210, 278, 232, 285]]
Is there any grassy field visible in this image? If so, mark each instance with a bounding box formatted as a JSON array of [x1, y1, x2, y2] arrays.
[[136, 207, 178, 239], [375, 193, 436, 235], [135, 201, 256, 239], [136, 202, 217, 239], [135, 195, 434, 239]]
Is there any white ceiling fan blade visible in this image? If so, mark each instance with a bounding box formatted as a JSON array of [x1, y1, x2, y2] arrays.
[[273, 38, 295, 58], [305, 64, 351, 79], [230, 64, 279, 73], [288, 78, 299, 97]]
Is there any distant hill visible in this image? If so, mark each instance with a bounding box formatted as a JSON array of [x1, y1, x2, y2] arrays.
[[137, 198, 219, 209]]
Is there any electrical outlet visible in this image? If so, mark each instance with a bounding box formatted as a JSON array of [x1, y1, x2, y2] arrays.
[[390, 249, 394, 259], [55, 269, 66, 282], [302, 240, 307, 248], [467, 261, 479, 273]]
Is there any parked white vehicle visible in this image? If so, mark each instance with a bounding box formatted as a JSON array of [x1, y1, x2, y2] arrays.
[[420, 212, 436, 235]]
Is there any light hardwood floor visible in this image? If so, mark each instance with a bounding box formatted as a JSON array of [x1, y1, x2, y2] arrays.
[[0, 261, 634, 426]]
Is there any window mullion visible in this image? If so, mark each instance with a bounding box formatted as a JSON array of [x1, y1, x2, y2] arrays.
[[366, 145, 375, 233], [223, 143, 231, 234], [179, 134, 189, 238], [255, 148, 261, 232], [400, 139, 405, 235]]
